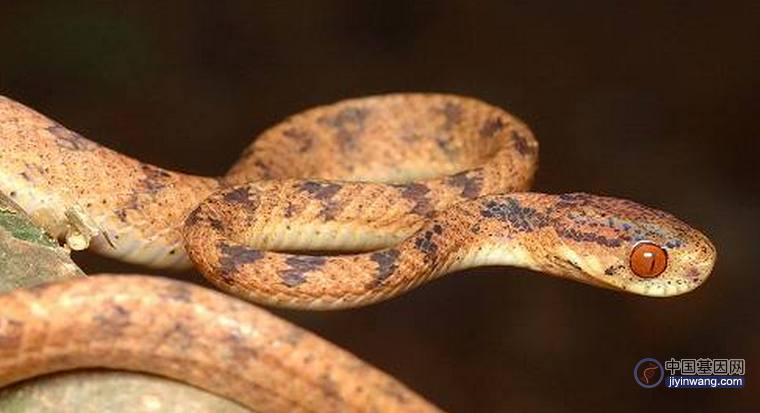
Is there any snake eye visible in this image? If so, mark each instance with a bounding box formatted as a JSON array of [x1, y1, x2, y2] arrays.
[[629, 242, 668, 278]]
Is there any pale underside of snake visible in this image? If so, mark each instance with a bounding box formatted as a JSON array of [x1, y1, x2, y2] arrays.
[[0, 93, 716, 411]]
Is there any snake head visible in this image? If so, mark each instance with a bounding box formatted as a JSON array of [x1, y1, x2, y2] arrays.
[[547, 193, 716, 297]]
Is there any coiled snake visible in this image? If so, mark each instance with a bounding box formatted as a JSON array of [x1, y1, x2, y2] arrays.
[[0, 93, 716, 411]]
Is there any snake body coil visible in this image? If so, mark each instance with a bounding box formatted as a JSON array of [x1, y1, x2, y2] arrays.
[[0, 93, 717, 411], [0, 276, 441, 412], [0, 93, 715, 309]]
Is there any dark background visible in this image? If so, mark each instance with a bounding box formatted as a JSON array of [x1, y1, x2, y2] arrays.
[[0, 1, 757, 412]]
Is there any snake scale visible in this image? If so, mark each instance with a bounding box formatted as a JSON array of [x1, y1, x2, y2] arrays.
[[0, 93, 715, 411]]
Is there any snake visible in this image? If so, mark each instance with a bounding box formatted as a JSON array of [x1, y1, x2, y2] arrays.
[[0, 93, 716, 309], [0, 275, 442, 412], [0, 93, 716, 410]]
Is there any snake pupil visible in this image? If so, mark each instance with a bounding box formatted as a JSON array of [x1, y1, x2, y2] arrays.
[[629, 242, 667, 278]]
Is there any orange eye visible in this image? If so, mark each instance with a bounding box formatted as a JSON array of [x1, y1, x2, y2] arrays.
[[629, 242, 668, 278]]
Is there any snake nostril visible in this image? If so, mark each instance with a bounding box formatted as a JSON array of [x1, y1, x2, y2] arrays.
[[629, 242, 668, 278]]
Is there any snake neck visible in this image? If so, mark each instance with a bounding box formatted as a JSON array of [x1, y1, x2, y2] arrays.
[[439, 195, 594, 283]]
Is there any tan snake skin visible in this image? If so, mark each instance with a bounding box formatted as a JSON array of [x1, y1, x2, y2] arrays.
[[0, 93, 716, 309], [0, 275, 442, 412], [0, 93, 716, 411]]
